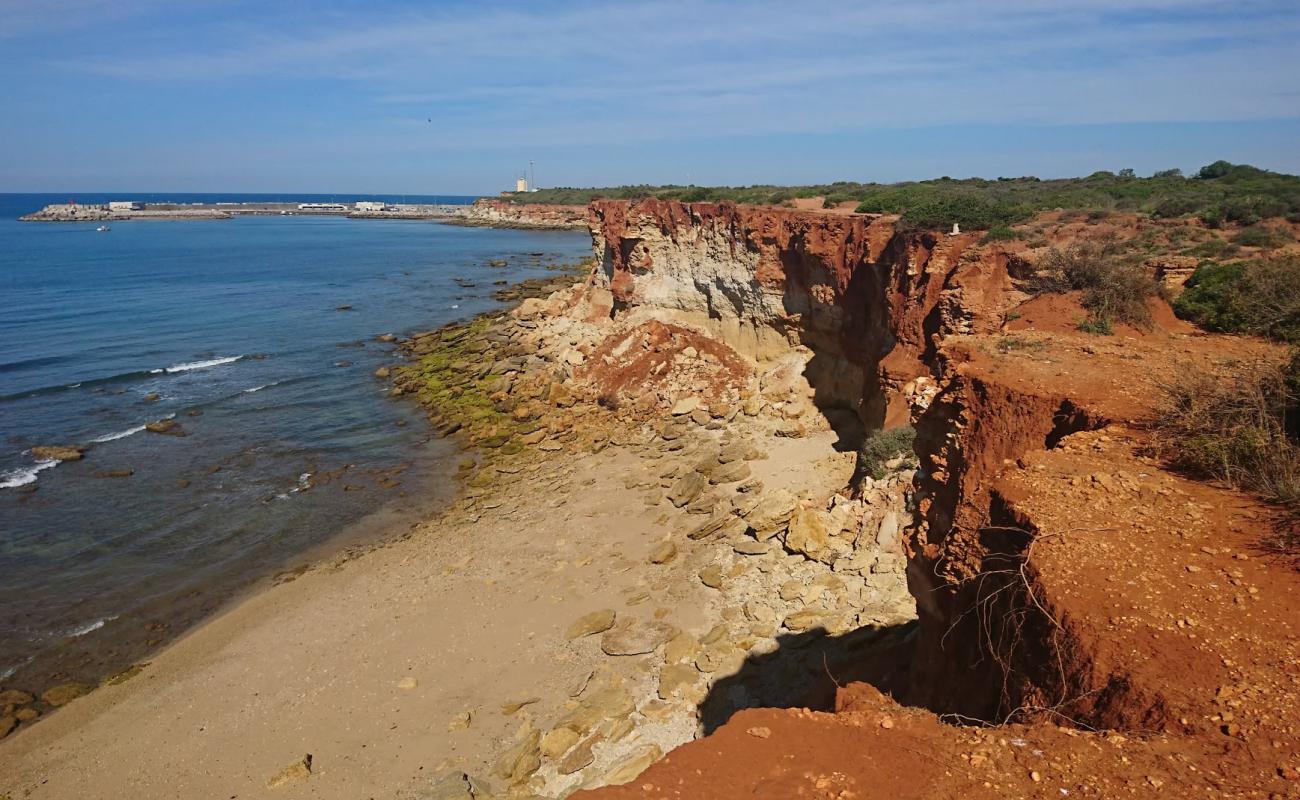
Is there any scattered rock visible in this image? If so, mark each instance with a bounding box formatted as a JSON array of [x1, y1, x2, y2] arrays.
[[744, 490, 797, 540], [374, 366, 391, 379], [566, 609, 617, 640], [94, 469, 134, 478], [667, 471, 708, 507], [733, 540, 770, 556], [266, 754, 312, 789], [30, 445, 85, 462], [698, 563, 724, 589], [145, 419, 183, 436], [501, 697, 540, 715], [143, 393, 160, 403], [0, 690, 33, 706], [600, 620, 677, 656], [419, 771, 480, 800], [494, 730, 541, 784], [657, 664, 698, 699], [647, 540, 677, 564], [448, 711, 472, 730], [602, 744, 663, 786], [783, 609, 829, 633], [670, 397, 701, 416], [541, 726, 581, 759], [397, 676, 418, 690], [0, 715, 15, 739], [663, 632, 700, 664], [558, 732, 602, 774], [746, 726, 772, 739], [41, 683, 92, 707]]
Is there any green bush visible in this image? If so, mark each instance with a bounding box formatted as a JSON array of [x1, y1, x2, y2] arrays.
[[1174, 256, 1300, 342], [982, 225, 1025, 242], [1076, 317, 1114, 335], [852, 426, 917, 485], [506, 161, 1300, 233], [1028, 237, 1159, 330], [1232, 224, 1291, 249]]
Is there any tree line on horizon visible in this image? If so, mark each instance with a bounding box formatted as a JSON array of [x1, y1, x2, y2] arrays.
[[501, 162, 1300, 231]]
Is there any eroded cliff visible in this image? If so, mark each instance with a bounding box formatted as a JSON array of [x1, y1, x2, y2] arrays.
[[570, 200, 1299, 798]]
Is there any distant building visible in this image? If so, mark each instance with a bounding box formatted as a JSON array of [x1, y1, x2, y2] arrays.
[[297, 203, 349, 212], [515, 176, 529, 193], [108, 201, 143, 211], [355, 201, 388, 212]]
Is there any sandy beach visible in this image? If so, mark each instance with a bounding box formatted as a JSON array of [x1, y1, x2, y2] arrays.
[[0, 262, 917, 798]]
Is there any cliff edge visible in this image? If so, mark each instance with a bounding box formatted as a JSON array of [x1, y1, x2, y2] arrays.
[[567, 200, 1298, 798]]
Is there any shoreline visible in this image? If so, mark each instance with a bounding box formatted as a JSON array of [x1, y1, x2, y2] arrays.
[[0, 253, 591, 743], [0, 244, 917, 798]]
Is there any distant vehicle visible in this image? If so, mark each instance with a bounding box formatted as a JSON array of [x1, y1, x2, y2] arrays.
[[95, 225, 111, 232]]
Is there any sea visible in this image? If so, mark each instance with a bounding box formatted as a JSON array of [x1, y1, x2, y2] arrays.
[[0, 193, 592, 691]]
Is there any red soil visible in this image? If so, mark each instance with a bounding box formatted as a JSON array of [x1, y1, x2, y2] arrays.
[[575, 202, 1300, 800]]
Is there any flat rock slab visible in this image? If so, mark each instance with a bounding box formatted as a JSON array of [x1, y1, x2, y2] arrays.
[[566, 609, 617, 640], [600, 620, 679, 656]]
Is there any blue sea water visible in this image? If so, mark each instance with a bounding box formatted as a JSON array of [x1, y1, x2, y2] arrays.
[[0, 193, 591, 689]]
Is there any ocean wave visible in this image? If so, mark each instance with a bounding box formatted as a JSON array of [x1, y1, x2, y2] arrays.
[[66, 616, 117, 638], [91, 423, 149, 443], [243, 380, 281, 394], [0, 459, 59, 489], [0, 657, 33, 682], [152, 355, 243, 374]]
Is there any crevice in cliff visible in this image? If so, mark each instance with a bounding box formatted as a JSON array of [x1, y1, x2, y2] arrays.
[[905, 372, 1116, 729]]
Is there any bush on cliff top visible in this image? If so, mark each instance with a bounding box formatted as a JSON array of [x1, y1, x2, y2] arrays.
[[1027, 236, 1161, 332], [1175, 256, 1300, 343], [1155, 357, 1300, 557], [501, 161, 1300, 231]]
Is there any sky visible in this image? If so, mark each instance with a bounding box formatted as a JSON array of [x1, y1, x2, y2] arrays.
[[1, 0, 1298, 194]]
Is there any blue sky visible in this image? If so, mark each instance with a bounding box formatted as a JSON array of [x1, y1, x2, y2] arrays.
[[1, 0, 1297, 194]]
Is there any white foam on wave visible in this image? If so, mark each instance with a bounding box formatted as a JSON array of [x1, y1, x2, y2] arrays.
[[67, 615, 117, 638], [243, 380, 280, 394], [91, 424, 148, 443], [0, 657, 33, 681], [0, 459, 59, 489], [152, 355, 243, 374]]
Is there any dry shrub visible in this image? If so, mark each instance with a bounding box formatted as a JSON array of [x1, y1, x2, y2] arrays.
[[1154, 357, 1300, 557], [1029, 236, 1161, 331]]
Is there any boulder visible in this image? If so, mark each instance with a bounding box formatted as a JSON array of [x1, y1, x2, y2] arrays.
[[30, 445, 85, 462], [743, 490, 797, 540], [145, 419, 184, 436], [785, 506, 841, 564]]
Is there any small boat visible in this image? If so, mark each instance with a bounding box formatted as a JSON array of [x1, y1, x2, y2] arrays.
[[96, 225, 111, 232]]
